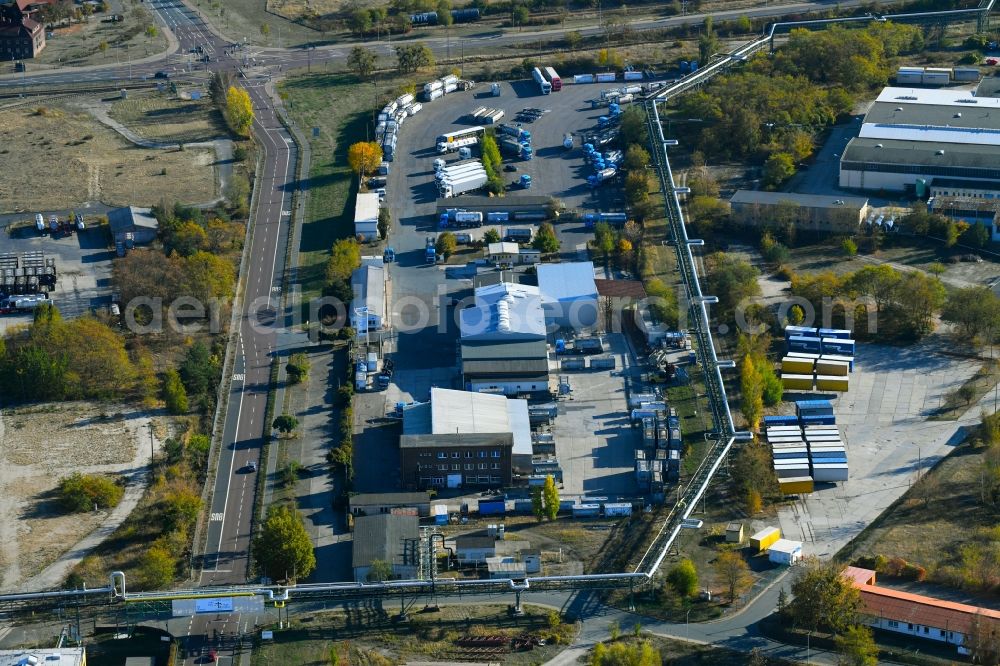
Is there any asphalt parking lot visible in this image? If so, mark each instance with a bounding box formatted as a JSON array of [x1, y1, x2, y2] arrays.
[[770, 339, 983, 559], [0, 220, 114, 332], [549, 333, 642, 497]]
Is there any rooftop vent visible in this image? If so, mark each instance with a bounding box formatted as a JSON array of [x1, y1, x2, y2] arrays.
[[895, 107, 904, 111], [954, 112, 963, 117], [875, 143, 883, 148], [936, 149, 946, 155]]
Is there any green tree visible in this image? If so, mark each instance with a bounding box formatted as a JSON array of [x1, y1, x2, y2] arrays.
[[623, 145, 651, 172], [943, 286, 1000, 343], [531, 485, 544, 521], [762, 152, 796, 189], [512, 5, 530, 28], [57, 473, 124, 512], [666, 558, 699, 597], [841, 237, 858, 257], [253, 505, 316, 581], [163, 369, 189, 414], [367, 558, 393, 582], [260, 22, 270, 38], [145, 25, 158, 38], [286, 352, 309, 385], [788, 304, 805, 325], [180, 341, 217, 397], [395, 43, 434, 74], [543, 474, 560, 521], [624, 171, 650, 206], [618, 106, 648, 149], [139, 544, 175, 588], [848, 264, 900, 315], [436, 232, 458, 258], [483, 228, 501, 244], [326, 238, 361, 285], [346, 46, 377, 78], [740, 355, 764, 430], [273, 413, 299, 434], [788, 558, 861, 633], [348, 141, 383, 178], [533, 222, 560, 254], [707, 252, 761, 321], [836, 625, 878, 665], [715, 551, 753, 604], [224, 86, 255, 137], [348, 8, 372, 35], [698, 16, 719, 64], [378, 207, 391, 239], [565, 30, 582, 49], [437, 0, 453, 26], [594, 221, 616, 260], [893, 272, 946, 337], [161, 486, 202, 531]]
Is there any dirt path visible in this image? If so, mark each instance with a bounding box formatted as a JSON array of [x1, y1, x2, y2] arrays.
[[0, 403, 162, 593]]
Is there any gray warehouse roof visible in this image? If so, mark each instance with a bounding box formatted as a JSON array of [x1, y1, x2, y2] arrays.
[[460, 338, 549, 361], [842, 137, 1000, 169], [107, 206, 158, 234], [351, 264, 385, 320], [864, 101, 1000, 132], [729, 190, 869, 210], [399, 432, 514, 449], [352, 514, 418, 568]]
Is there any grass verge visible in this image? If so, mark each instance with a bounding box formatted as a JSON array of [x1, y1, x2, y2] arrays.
[[930, 359, 1000, 421]]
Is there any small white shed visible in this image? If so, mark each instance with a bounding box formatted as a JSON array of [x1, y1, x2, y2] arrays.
[[768, 538, 803, 565]]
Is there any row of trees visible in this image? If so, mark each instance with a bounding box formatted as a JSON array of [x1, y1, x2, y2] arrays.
[[480, 130, 505, 195], [790, 264, 946, 341], [531, 474, 560, 521], [664, 551, 754, 604]]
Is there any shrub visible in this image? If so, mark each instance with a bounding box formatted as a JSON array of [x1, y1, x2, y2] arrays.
[[666, 558, 699, 597], [57, 473, 124, 513]]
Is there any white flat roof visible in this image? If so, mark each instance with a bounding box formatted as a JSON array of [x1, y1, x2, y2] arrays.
[[859, 123, 1000, 146], [876, 87, 1000, 108], [431, 387, 511, 434], [355, 192, 379, 225], [536, 262, 598, 303], [769, 538, 804, 553], [507, 398, 532, 456], [0, 650, 85, 666], [488, 242, 519, 255]]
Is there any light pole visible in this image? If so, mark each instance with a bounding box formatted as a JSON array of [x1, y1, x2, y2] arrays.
[[146, 422, 155, 463], [806, 630, 812, 662], [685, 608, 692, 640]]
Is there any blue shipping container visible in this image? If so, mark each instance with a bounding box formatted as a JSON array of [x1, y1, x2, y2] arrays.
[[479, 499, 506, 516], [764, 415, 800, 426], [785, 325, 818, 339], [800, 415, 836, 426], [822, 338, 856, 355], [819, 328, 852, 340], [788, 335, 822, 352]]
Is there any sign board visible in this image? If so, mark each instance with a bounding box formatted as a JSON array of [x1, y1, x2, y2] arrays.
[[312, 127, 320, 138], [196, 598, 234, 614], [171, 596, 265, 617], [261, 631, 274, 641]]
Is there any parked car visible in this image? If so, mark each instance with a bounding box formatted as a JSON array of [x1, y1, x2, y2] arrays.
[[153, 71, 170, 79]]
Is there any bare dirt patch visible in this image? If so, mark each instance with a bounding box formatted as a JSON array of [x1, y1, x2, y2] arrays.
[[0, 102, 215, 213], [31, 6, 166, 69], [109, 91, 230, 144], [0, 402, 154, 591]]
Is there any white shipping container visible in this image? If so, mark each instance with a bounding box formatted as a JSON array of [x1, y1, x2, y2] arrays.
[[427, 89, 444, 101], [954, 67, 981, 81], [396, 93, 415, 106], [444, 82, 458, 93], [621, 85, 642, 94], [424, 80, 443, 93], [574, 74, 595, 83], [442, 74, 460, 86], [774, 465, 811, 479], [596, 72, 616, 82], [812, 463, 849, 482], [408, 103, 423, 116], [922, 72, 951, 85], [623, 71, 643, 81], [603, 502, 632, 517]]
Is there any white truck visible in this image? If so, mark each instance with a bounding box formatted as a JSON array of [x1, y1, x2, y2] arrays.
[[437, 136, 479, 154], [439, 172, 489, 198]]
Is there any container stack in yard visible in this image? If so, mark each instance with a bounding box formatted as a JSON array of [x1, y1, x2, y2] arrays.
[[375, 93, 423, 162], [634, 389, 681, 492], [0, 250, 57, 303], [780, 325, 855, 392], [762, 398, 849, 492]]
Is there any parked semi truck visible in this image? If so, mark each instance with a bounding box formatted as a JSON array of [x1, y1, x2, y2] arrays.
[[439, 172, 489, 198], [498, 123, 531, 143], [500, 138, 532, 160], [439, 210, 484, 228], [531, 67, 551, 95], [555, 337, 605, 355], [0, 294, 49, 314], [437, 136, 479, 154], [425, 237, 437, 264]]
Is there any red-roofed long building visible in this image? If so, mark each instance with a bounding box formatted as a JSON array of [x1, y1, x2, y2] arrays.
[[0, 0, 46, 61], [844, 566, 1000, 656]]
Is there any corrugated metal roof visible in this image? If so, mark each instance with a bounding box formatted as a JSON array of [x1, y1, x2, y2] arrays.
[[843, 137, 1000, 168], [399, 432, 513, 449], [865, 100, 1000, 131], [461, 282, 545, 340], [537, 262, 598, 304], [488, 242, 519, 255], [352, 514, 418, 569], [461, 339, 548, 361], [730, 190, 869, 210], [431, 387, 510, 434], [351, 264, 385, 320], [108, 206, 158, 234], [350, 492, 429, 508], [461, 359, 550, 376]]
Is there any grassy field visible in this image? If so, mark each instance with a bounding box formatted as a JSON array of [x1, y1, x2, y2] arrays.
[[602, 635, 802, 666], [33, 5, 166, 69], [109, 91, 229, 143], [251, 604, 575, 666], [931, 360, 1000, 421], [279, 71, 397, 300], [0, 102, 215, 212]]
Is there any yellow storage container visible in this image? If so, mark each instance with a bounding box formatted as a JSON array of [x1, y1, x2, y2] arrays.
[[781, 373, 814, 391], [816, 375, 849, 392], [750, 526, 781, 552], [779, 476, 815, 495], [816, 359, 849, 376], [781, 357, 815, 374]]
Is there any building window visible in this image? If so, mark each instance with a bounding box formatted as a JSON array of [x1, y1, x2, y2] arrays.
[[466, 451, 473, 458], [437, 452, 447, 459], [908, 624, 913, 631], [466, 475, 477, 483], [452, 464, 461, 471], [923, 626, 929, 634], [492, 450, 501, 458], [451, 452, 460, 459], [491, 476, 502, 483], [939, 629, 946, 637], [479, 463, 487, 470], [478, 451, 486, 458], [492, 463, 500, 470], [437, 464, 447, 471], [465, 464, 474, 470], [431, 477, 443, 485], [888, 621, 899, 629]]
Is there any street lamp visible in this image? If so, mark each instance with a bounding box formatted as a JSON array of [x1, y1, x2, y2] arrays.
[[685, 608, 692, 640]]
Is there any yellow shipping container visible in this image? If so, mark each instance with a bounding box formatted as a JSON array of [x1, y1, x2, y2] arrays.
[[750, 526, 781, 552], [816, 359, 849, 376], [816, 375, 849, 392], [780, 476, 815, 495], [781, 373, 814, 391], [781, 357, 815, 374]]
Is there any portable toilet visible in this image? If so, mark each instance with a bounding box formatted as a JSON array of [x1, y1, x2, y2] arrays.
[[520, 174, 532, 189], [491, 82, 501, 96], [433, 504, 448, 525]]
